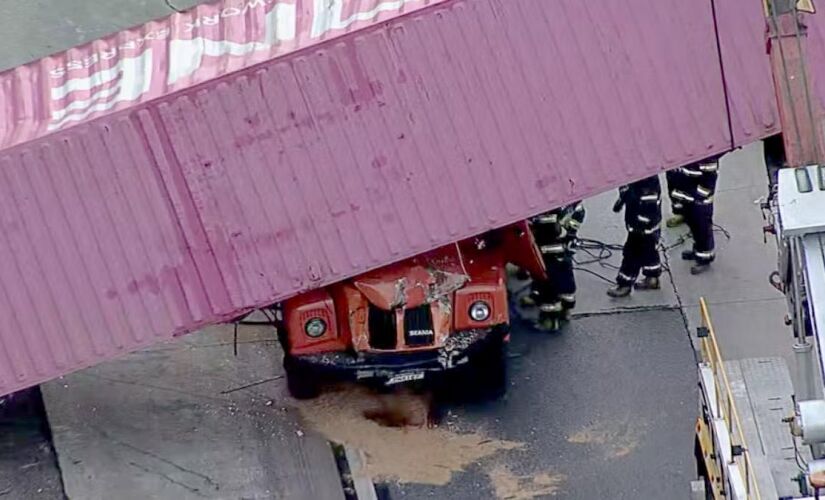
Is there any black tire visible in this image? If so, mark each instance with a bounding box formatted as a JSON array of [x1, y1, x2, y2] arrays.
[[476, 341, 508, 399], [283, 356, 321, 400], [441, 340, 508, 402]]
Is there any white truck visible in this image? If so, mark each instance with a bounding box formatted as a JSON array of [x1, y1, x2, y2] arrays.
[[694, 164, 825, 499]]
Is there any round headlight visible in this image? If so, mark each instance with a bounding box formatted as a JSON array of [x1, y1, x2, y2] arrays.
[[304, 318, 327, 338], [469, 301, 491, 322]]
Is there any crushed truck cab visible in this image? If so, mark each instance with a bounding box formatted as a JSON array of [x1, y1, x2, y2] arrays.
[[277, 222, 545, 399]]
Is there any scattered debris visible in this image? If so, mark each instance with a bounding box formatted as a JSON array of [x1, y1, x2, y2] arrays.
[[220, 375, 284, 395], [296, 385, 523, 485], [567, 418, 644, 459], [487, 464, 565, 499]]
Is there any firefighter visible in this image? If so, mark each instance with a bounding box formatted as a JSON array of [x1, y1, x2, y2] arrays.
[[665, 169, 689, 228], [522, 201, 586, 331], [607, 176, 662, 297], [668, 155, 721, 275]]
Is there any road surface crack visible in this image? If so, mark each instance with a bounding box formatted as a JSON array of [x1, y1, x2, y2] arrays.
[[661, 244, 700, 363], [98, 429, 220, 491], [128, 461, 208, 497]]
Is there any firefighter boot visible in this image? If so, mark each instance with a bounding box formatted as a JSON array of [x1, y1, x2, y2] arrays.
[[534, 316, 561, 332], [606, 284, 632, 298], [519, 292, 538, 308], [681, 249, 696, 260], [690, 262, 711, 275], [634, 276, 661, 290], [666, 214, 685, 228]]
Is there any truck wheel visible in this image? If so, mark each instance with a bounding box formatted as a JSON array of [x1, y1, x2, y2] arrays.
[[458, 341, 508, 401], [478, 342, 508, 398], [283, 356, 321, 400], [435, 338, 508, 402]]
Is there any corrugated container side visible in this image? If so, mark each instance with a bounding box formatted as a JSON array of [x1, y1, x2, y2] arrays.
[[717, 0, 780, 144], [0, 0, 787, 395]]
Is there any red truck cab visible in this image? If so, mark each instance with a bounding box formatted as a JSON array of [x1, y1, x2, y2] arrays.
[[277, 222, 545, 399]]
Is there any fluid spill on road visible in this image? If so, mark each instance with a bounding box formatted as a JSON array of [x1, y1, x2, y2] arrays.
[[567, 418, 644, 459], [295, 384, 523, 485], [487, 464, 566, 499]]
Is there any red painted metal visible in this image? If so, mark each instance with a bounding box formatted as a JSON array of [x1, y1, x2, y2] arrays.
[[766, 11, 825, 166], [716, 0, 782, 144], [0, 0, 448, 150], [0, 0, 785, 396]]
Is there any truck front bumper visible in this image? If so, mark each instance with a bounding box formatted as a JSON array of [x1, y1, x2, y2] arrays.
[[288, 325, 507, 384]]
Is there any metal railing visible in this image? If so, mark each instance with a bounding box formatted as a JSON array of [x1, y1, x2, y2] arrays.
[[698, 297, 762, 500]]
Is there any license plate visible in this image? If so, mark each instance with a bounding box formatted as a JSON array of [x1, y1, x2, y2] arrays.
[[386, 371, 425, 386]]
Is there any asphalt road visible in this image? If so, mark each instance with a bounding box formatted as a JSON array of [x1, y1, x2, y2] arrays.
[[0, 1, 792, 497], [386, 309, 698, 499], [0, 389, 63, 500]]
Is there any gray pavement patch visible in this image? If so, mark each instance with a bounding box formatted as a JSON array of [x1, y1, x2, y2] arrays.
[[42, 324, 345, 500], [715, 143, 768, 194], [0, 0, 211, 71]]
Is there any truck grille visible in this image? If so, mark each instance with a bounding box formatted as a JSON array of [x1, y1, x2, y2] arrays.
[[368, 305, 397, 350], [403, 305, 434, 347]]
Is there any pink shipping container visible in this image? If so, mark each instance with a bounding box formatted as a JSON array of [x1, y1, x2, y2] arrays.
[[0, 0, 812, 396]]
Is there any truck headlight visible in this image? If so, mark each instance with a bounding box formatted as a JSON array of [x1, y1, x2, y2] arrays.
[[304, 318, 327, 338], [469, 301, 491, 322]]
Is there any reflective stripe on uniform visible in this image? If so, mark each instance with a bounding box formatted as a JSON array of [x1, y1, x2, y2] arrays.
[[699, 163, 718, 172], [643, 224, 660, 234], [539, 302, 563, 313], [559, 293, 576, 303], [672, 202, 683, 210], [536, 214, 558, 223], [694, 250, 715, 259], [567, 219, 581, 229], [639, 194, 659, 202], [699, 196, 714, 205], [540, 244, 565, 254], [671, 190, 694, 202], [637, 215, 651, 223], [680, 167, 702, 177], [617, 272, 634, 282], [643, 264, 662, 272], [696, 185, 713, 197]]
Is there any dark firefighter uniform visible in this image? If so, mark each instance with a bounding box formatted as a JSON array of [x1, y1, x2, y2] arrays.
[[668, 155, 720, 272], [666, 169, 688, 221], [610, 176, 662, 294], [528, 201, 586, 330]]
